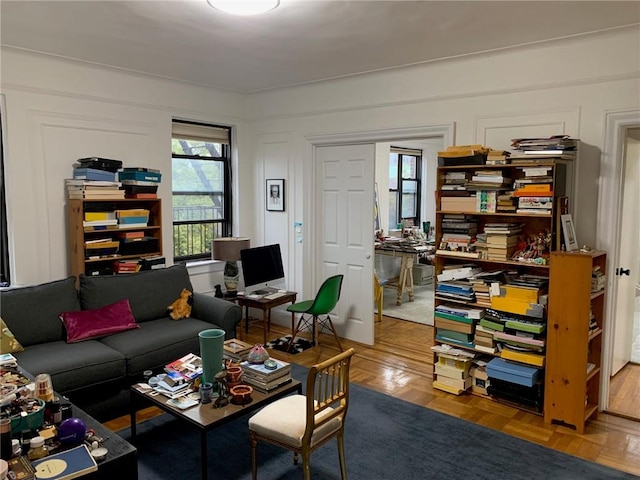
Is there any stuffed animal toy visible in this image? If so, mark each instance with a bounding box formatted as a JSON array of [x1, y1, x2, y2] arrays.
[[167, 288, 193, 320]]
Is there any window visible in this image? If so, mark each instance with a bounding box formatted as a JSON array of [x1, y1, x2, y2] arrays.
[[388, 147, 422, 230], [171, 120, 232, 262], [0, 108, 9, 285]]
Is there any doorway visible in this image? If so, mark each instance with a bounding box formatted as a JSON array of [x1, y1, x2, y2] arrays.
[[306, 125, 454, 346], [598, 111, 640, 420], [374, 139, 442, 325]]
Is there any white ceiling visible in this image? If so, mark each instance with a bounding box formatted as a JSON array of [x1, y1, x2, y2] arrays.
[[1, 1, 639, 93]]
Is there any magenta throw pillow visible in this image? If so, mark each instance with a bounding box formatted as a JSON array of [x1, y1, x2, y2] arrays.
[[60, 299, 139, 343]]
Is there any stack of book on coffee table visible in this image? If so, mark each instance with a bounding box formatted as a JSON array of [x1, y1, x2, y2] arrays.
[[240, 358, 292, 393], [223, 339, 253, 363]]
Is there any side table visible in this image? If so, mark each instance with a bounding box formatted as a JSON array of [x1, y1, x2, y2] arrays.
[[234, 291, 297, 344]]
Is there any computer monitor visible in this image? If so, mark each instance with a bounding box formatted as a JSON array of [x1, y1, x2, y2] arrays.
[[240, 244, 285, 294]]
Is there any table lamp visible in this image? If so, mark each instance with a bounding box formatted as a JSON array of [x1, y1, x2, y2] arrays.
[[212, 237, 250, 296]]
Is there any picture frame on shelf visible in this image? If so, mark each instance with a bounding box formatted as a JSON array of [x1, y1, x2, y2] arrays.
[[561, 214, 579, 251], [266, 179, 285, 212]]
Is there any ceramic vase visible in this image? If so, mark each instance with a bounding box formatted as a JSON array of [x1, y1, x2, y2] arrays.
[[198, 329, 225, 384], [246, 344, 269, 363]]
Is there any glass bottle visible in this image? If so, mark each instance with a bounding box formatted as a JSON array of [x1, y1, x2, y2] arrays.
[[27, 436, 48, 461]]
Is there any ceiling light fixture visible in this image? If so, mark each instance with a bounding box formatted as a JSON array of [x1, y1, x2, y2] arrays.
[[206, 0, 279, 16]]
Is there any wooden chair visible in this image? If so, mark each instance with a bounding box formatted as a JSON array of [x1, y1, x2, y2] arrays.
[[374, 272, 384, 322], [248, 348, 356, 480]]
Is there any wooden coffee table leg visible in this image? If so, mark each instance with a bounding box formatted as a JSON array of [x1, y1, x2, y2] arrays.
[[201, 430, 208, 480]]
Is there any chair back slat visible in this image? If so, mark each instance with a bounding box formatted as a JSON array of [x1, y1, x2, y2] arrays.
[[304, 348, 355, 440], [306, 274, 344, 315]]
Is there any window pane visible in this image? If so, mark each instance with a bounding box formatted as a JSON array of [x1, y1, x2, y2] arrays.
[[388, 191, 398, 229], [389, 153, 398, 190], [173, 222, 221, 259], [401, 155, 417, 179], [173, 194, 224, 222], [172, 157, 224, 192], [172, 138, 222, 157], [401, 180, 417, 217]]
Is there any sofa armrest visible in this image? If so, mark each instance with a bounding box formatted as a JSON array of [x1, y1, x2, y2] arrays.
[[191, 293, 242, 339]]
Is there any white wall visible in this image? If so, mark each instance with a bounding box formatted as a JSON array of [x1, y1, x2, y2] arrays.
[[0, 48, 246, 289], [1, 26, 639, 299], [245, 27, 640, 304]]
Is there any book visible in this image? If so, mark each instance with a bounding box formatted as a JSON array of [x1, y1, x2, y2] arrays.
[[8, 455, 36, 480], [31, 444, 98, 479], [165, 353, 203, 381], [242, 374, 293, 393], [241, 358, 291, 381], [167, 395, 199, 410]]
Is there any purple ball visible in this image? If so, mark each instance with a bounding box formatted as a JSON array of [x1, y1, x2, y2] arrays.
[[57, 417, 86, 444]]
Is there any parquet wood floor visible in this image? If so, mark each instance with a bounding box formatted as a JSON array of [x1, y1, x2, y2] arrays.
[[104, 316, 640, 476]]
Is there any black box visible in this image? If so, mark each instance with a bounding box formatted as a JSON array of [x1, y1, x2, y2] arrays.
[[437, 153, 486, 167]]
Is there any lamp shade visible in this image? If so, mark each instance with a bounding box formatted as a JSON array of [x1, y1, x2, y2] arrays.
[[212, 237, 250, 262]]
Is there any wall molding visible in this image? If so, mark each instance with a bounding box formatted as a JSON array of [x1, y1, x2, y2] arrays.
[[245, 72, 638, 123]]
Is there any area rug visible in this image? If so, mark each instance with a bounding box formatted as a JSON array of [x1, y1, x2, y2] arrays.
[[265, 335, 313, 354], [119, 364, 638, 480], [376, 283, 435, 325]]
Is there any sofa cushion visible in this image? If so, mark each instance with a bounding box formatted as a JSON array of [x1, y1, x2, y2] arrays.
[[13, 340, 126, 394], [1, 318, 24, 353], [99, 316, 219, 376], [0, 277, 80, 347], [79, 264, 193, 323], [60, 299, 139, 343]]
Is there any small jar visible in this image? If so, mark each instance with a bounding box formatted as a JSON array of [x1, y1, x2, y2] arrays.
[[27, 436, 48, 461], [11, 439, 21, 457]]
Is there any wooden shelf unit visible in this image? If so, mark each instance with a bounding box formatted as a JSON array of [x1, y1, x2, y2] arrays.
[[67, 198, 163, 277], [544, 250, 606, 433], [433, 158, 573, 412]]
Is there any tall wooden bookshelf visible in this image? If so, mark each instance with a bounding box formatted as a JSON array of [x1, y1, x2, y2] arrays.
[[544, 250, 606, 433], [432, 158, 572, 414], [67, 198, 163, 277]]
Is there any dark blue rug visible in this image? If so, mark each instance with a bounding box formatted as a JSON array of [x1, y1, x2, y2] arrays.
[[119, 364, 638, 480]]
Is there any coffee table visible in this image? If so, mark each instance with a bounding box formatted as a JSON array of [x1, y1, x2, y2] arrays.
[[129, 379, 302, 480]]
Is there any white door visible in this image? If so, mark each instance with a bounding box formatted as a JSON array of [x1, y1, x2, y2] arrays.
[[611, 131, 640, 375], [316, 144, 375, 345]]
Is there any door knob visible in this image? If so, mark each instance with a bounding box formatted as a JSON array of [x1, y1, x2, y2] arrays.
[[365, 254, 371, 259], [616, 268, 630, 276]]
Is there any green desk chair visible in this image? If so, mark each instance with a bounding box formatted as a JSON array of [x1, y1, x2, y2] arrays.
[[287, 274, 344, 361]]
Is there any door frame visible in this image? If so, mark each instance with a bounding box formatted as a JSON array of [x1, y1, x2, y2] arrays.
[[596, 109, 640, 410], [303, 124, 454, 343]]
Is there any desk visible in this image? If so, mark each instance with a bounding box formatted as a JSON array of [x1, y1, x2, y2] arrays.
[[375, 249, 416, 306], [235, 291, 297, 344]]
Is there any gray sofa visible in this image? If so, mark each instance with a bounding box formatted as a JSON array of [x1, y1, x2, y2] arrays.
[[0, 264, 242, 420]]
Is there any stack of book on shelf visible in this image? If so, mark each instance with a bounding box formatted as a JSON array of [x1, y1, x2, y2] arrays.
[[434, 304, 484, 349], [441, 171, 469, 196], [486, 149, 511, 165], [84, 238, 119, 259], [116, 208, 150, 228], [496, 191, 517, 213], [223, 339, 253, 363], [466, 169, 512, 191], [240, 358, 292, 393], [165, 353, 203, 381], [72, 166, 118, 182], [486, 357, 544, 412], [468, 269, 506, 308], [509, 135, 578, 164], [469, 359, 491, 395], [436, 264, 482, 282], [483, 223, 524, 261], [431, 344, 476, 395], [113, 259, 141, 274], [437, 144, 489, 167], [66, 179, 124, 200], [435, 280, 476, 305], [119, 167, 162, 199]]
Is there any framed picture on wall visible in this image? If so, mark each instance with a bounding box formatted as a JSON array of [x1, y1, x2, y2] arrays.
[[266, 179, 285, 211], [561, 214, 579, 251]]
